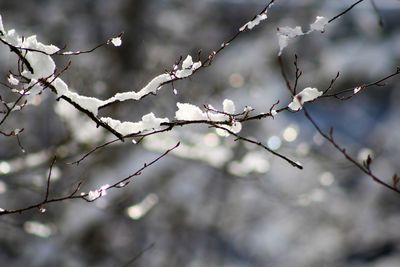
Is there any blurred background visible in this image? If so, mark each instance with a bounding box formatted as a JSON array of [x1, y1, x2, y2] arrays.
[[1, 0, 400, 266]]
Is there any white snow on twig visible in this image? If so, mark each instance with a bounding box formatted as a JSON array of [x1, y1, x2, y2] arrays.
[[0, 16, 60, 82], [174, 55, 202, 78], [0, 15, 4, 34], [1, 14, 205, 121], [310, 16, 329, 32], [240, 12, 268, 31], [175, 99, 242, 135], [100, 113, 169, 135], [277, 26, 303, 56], [105, 73, 173, 103], [288, 87, 323, 111], [52, 53, 202, 116], [175, 103, 208, 121], [87, 184, 110, 201], [354, 86, 362, 94], [223, 99, 236, 114], [111, 37, 122, 46], [277, 16, 329, 56], [7, 74, 19, 86], [1, 14, 239, 139]]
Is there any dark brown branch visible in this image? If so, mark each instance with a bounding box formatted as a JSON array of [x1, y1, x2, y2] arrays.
[[72, 100, 299, 169], [69, 138, 121, 165], [323, 72, 340, 94], [322, 67, 400, 99], [201, 0, 275, 67], [82, 142, 180, 202], [0, 38, 34, 73], [98, 0, 276, 110], [0, 32, 123, 57], [303, 107, 400, 195], [292, 54, 302, 95], [212, 124, 303, 169], [0, 143, 179, 215], [44, 157, 57, 202], [278, 56, 293, 94]]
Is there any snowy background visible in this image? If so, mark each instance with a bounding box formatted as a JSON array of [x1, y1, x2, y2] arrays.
[[1, 0, 400, 266]]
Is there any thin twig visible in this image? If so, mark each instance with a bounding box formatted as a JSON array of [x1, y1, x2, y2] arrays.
[[44, 157, 57, 202], [328, 0, 366, 23], [118, 243, 155, 267], [212, 124, 303, 169], [278, 56, 293, 94], [370, 0, 384, 28], [303, 107, 400, 194], [322, 67, 400, 99], [0, 143, 179, 215]]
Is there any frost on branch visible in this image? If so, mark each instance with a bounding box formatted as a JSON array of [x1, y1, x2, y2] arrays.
[[277, 16, 328, 56], [288, 87, 323, 111]]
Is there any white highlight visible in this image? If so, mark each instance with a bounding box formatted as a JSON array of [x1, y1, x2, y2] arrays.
[[223, 99, 236, 114], [0, 161, 10, 174], [24, 221, 52, 238], [126, 193, 159, 220], [267, 136, 281, 150], [283, 126, 298, 142], [319, 172, 335, 186]]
